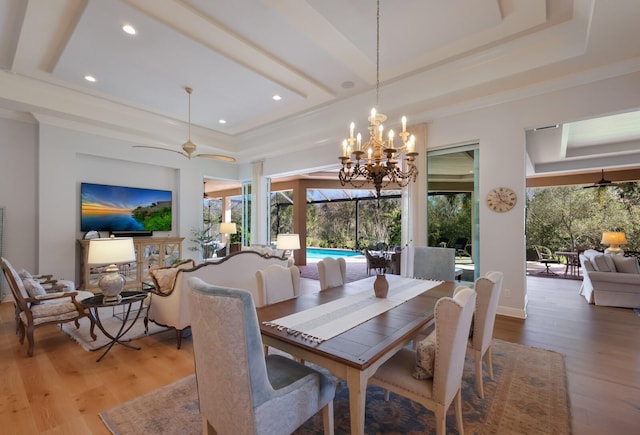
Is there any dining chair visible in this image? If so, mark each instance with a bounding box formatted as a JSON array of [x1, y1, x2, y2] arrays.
[[413, 246, 456, 281], [317, 257, 346, 290], [187, 277, 337, 435], [255, 264, 300, 306], [471, 271, 504, 398], [1, 257, 96, 357], [368, 287, 476, 435]]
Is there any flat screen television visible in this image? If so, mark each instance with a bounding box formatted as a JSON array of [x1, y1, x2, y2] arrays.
[[81, 182, 172, 232]]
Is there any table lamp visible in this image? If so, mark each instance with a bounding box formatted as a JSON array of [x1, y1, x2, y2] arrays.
[[219, 222, 237, 256], [88, 237, 136, 303], [601, 231, 626, 255], [276, 233, 300, 259]]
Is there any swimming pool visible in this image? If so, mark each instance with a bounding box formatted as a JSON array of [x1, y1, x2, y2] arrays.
[[306, 247, 363, 259]]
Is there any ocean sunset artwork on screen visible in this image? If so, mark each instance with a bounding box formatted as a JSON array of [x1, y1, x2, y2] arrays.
[[81, 183, 172, 232]]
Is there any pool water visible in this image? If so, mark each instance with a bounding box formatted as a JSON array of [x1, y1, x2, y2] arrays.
[[306, 247, 363, 259]]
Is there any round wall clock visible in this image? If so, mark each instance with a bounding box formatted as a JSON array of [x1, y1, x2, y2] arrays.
[[486, 187, 517, 212]]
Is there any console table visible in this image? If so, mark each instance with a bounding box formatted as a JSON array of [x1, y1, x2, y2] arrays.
[[78, 236, 184, 291]]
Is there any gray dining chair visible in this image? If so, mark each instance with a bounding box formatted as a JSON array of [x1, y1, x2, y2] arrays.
[[187, 277, 336, 435]]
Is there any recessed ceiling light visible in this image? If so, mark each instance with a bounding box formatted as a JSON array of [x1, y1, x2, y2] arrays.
[[84, 75, 97, 82], [272, 94, 282, 101], [218, 119, 226, 124], [122, 24, 136, 35], [341, 81, 355, 89]]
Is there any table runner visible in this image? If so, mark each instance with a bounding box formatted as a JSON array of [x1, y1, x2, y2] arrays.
[[262, 279, 442, 342]]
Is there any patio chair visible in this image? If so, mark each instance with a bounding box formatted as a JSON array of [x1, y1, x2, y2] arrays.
[[364, 249, 387, 275], [534, 245, 561, 275], [453, 238, 470, 257]]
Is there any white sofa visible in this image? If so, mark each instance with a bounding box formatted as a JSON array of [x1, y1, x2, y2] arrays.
[[579, 249, 640, 308], [146, 250, 290, 348]]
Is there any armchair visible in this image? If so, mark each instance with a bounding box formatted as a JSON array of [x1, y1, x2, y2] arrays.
[[1, 257, 96, 357], [187, 278, 336, 435]]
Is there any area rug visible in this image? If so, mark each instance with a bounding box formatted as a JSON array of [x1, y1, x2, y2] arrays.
[[634, 307, 640, 317], [99, 339, 571, 434], [61, 305, 167, 351]]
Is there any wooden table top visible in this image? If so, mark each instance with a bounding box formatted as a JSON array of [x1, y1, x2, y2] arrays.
[[257, 275, 455, 370]]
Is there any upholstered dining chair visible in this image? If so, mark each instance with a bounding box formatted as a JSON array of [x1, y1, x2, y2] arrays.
[[368, 287, 477, 435], [1, 257, 96, 357], [255, 264, 300, 306], [413, 246, 456, 281], [187, 277, 337, 435], [317, 257, 346, 290], [470, 270, 504, 398]]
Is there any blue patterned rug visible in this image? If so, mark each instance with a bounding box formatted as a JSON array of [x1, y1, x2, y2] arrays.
[[100, 339, 570, 434], [634, 308, 640, 317]]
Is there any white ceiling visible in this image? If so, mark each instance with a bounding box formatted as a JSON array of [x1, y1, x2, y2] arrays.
[[1, 0, 640, 175]]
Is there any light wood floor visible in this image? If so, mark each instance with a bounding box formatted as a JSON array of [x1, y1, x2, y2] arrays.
[[0, 276, 638, 434]]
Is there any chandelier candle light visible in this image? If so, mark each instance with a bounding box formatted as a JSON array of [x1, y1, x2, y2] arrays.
[[338, 0, 418, 197]]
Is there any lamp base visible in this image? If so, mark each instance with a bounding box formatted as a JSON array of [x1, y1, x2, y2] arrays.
[[98, 266, 125, 304], [604, 246, 624, 255]]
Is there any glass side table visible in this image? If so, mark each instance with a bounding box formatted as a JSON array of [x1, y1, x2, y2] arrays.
[[81, 291, 148, 362]]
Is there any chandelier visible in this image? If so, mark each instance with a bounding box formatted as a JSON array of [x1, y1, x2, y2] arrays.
[[338, 0, 418, 198]]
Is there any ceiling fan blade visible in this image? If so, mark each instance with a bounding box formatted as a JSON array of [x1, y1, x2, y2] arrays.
[[133, 145, 188, 157], [196, 154, 236, 163]]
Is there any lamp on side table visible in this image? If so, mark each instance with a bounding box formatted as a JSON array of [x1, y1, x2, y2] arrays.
[[88, 237, 136, 303]]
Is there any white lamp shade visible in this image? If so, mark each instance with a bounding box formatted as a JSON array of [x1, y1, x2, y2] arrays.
[[87, 237, 136, 265], [601, 231, 627, 245], [276, 233, 301, 250], [219, 222, 237, 234]]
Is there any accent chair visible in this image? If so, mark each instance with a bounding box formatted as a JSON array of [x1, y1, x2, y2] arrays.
[[1, 257, 96, 357], [413, 246, 456, 281]]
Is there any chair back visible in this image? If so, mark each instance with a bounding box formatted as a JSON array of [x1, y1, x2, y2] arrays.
[[413, 246, 455, 281], [256, 264, 300, 306], [317, 257, 346, 290], [1, 257, 29, 311], [472, 271, 503, 355], [187, 278, 271, 434], [432, 287, 476, 407]]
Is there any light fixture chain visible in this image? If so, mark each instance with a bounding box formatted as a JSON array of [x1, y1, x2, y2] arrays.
[[376, 0, 380, 108]]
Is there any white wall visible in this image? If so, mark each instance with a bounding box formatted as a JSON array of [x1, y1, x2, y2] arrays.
[[0, 116, 38, 300]]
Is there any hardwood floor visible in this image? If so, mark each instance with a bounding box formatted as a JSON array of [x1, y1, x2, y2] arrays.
[[0, 276, 638, 434]]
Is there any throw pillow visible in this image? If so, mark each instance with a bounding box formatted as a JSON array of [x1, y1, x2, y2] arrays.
[[412, 331, 437, 380], [612, 255, 640, 274], [149, 259, 195, 296], [23, 278, 47, 298], [18, 269, 33, 279], [593, 254, 615, 272]]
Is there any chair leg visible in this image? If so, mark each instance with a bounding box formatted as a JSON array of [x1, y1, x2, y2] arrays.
[[486, 346, 494, 380], [176, 329, 183, 349], [322, 401, 335, 435], [25, 324, 35, 357], [454, 389, 465, 435], [474, 348, 484, 399], [435, 404, 447, 435]]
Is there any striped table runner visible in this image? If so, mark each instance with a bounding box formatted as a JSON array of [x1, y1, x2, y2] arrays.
[[262, 279, 442, 342]]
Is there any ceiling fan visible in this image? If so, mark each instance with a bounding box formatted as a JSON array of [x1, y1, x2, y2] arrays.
[[134, 87, 236, 162], [583, 169, 613, 188]]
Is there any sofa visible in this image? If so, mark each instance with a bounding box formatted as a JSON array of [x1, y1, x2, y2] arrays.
[[579, 249, 640, 308], [145, 250, 290, 348]]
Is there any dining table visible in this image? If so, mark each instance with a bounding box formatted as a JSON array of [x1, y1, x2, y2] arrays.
[[554, 250, 581, 277], [257, 274, 456, 435]]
